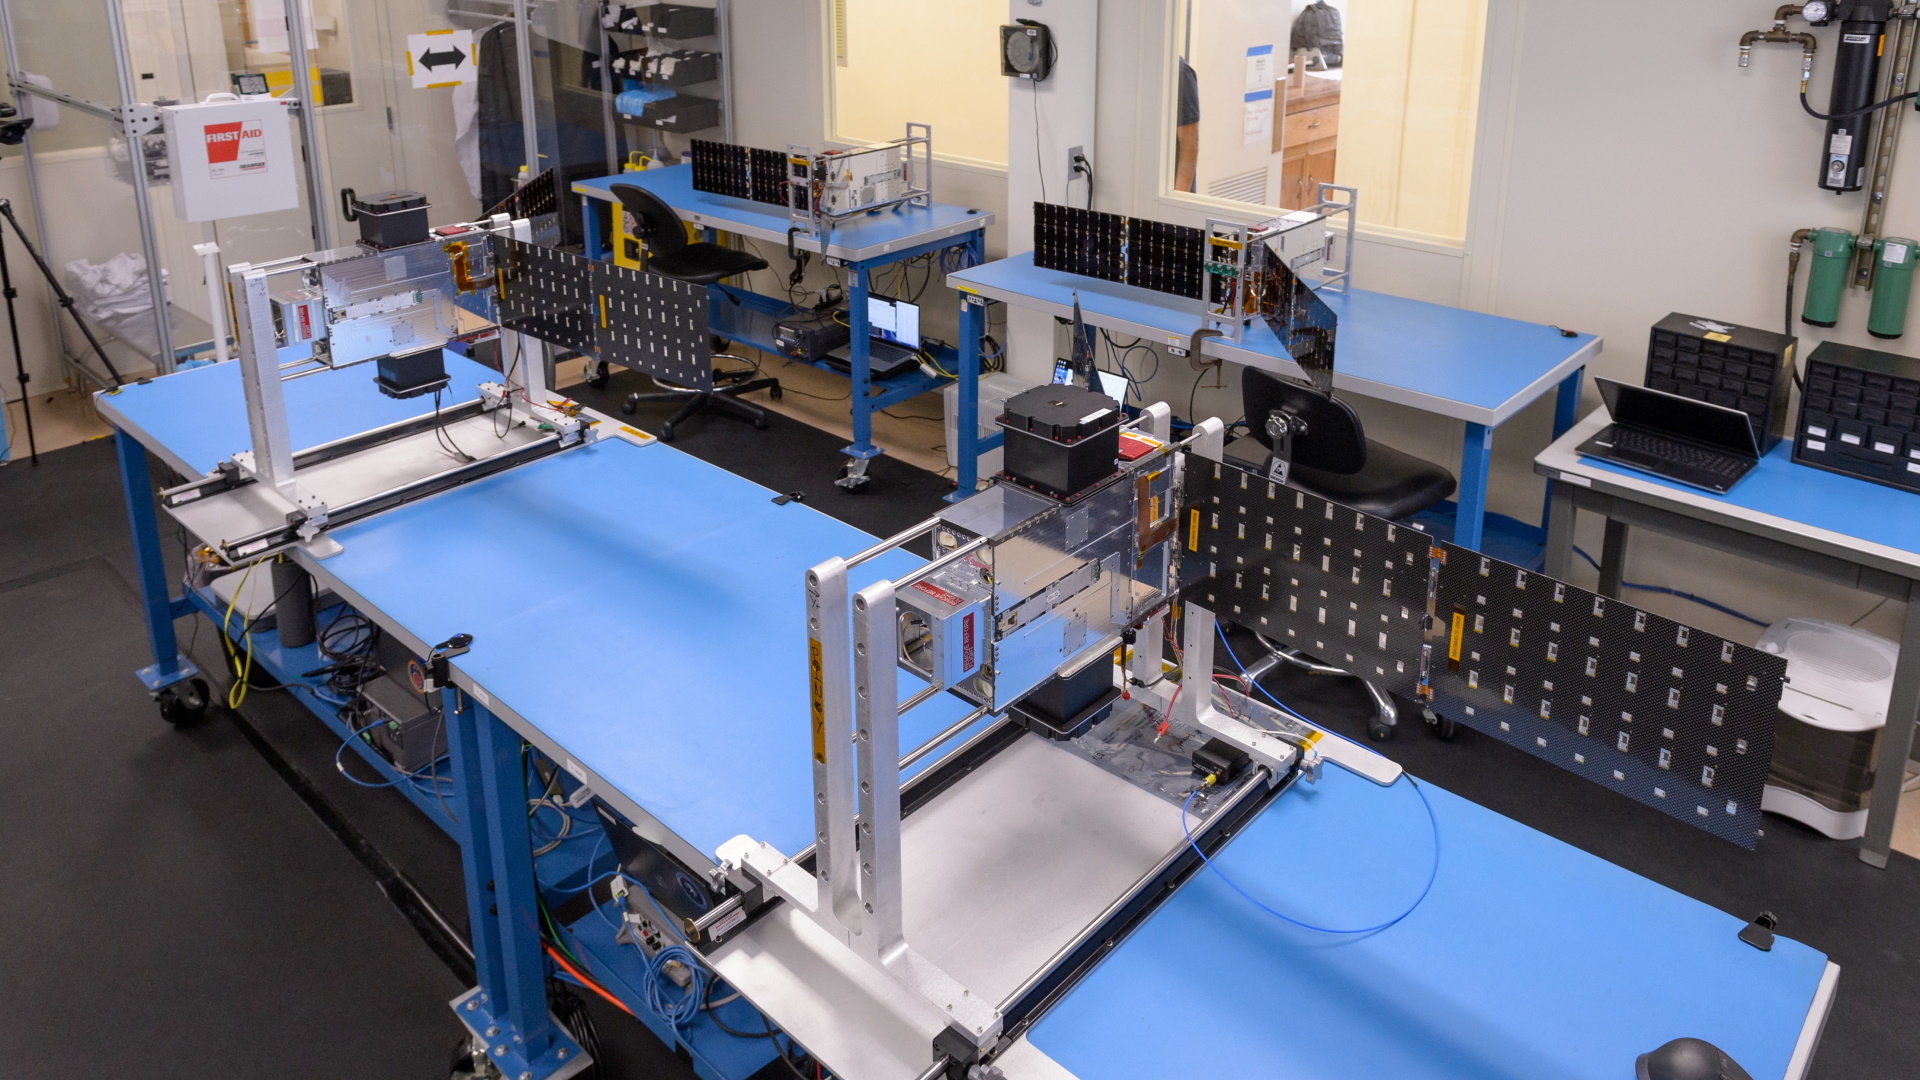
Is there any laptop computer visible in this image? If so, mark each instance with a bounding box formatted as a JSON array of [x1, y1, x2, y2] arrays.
[[1577, 376, 1763, 494], [825, 294, 923, 379]]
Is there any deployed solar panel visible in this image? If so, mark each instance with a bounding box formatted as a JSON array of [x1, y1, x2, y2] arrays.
[[1180, 457, 1785, 847]]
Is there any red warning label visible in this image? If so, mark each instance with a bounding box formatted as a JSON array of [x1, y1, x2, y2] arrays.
[[911, 581, 965, 608]]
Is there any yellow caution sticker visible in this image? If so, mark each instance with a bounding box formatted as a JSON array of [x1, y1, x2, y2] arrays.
[[1447, 609, 1466, 670], [1703, 332, 1732, 343], [809, 638, 827, 764], [1188, 508, 1202, 551]]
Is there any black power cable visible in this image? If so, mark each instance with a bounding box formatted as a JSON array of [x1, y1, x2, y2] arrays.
[[1799, 88, 1920, 121]]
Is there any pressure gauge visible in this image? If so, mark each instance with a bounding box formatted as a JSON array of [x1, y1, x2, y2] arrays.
[[1802, 2, 1831, 24], [1000, 21, 1053, 82]]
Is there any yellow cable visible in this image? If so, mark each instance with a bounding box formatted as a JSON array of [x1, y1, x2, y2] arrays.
[[221, 557, 264, 710]]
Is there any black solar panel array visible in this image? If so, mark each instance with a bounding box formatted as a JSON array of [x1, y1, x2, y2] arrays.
[[1181, 457, 1786, 848], [1033, 202, 1125, 283], [1123, 217, 1206, 299]]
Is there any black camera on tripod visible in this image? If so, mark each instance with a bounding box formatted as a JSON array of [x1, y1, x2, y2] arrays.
[[0, 102, 34, 146]]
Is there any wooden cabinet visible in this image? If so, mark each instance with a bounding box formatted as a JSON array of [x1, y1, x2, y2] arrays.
[[1274, 70, 1340, 210]]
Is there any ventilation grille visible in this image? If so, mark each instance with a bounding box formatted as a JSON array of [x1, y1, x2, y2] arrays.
[[833, 0, 849, 66], [1207, 167, 1268, 205]]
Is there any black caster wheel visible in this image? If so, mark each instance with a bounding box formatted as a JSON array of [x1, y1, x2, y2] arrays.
[[1367, 722, 1394, 742], [157, 678, 211, 727], [711, 334, 731, 353], [1424, 707, 1458, 741], [660, 422, 677, 442], [619, 396, 638, 416], [585, 361, 611, 389], [769, 386, 783, 400], [753, 414, 768, 429]]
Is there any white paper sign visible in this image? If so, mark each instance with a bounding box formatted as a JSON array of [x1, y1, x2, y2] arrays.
[[1242, 89, 1274, 148], [407, 29, 478, 89], [1245, 44, 1276, 92]]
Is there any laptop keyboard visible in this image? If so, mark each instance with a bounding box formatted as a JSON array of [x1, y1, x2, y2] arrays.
[[1610, 427, 1750, 481]]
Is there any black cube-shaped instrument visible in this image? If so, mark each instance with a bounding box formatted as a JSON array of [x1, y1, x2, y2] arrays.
[[999, 384, 1123, 501], [351, 189, 431, 250]]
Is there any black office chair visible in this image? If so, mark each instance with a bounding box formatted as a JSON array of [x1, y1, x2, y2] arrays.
[[1237, 367, 1459, 740], [610, 182, 780, 440]]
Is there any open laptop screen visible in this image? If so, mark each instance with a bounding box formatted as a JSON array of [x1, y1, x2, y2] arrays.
[[867, 294, 920, 350], [1598, 377, 1760, 456]]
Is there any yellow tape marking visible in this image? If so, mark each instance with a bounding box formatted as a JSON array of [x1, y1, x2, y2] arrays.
[[1187, 508, 1201, 550], [1448, 611, 1466, 663], [809, 639, 827, 764]]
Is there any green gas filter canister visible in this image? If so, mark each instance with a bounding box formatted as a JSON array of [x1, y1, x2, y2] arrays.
[[1868, 237, 1917, 339], [1802, 228, 1856, 328]]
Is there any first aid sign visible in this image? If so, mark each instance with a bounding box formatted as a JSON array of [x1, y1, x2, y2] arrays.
[[162, 95, 298, 223]]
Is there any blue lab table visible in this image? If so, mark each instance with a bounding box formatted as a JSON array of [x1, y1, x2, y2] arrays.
[[948, 252, 1601, 551], [1539, 409, 1920, 868], [1025, 766, 1833, 1080], [99, 361, 1832, 1080], [574, 166, 996, 496]]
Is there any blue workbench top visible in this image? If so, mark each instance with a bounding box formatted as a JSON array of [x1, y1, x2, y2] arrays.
[[95, 353, 498, 478], [315, 436, 980, 859], [574, 166, 993, 262], [1029, 767, 1828, 1080], [1542, 410, 1920, 572], [949, 253, 1599, 427]]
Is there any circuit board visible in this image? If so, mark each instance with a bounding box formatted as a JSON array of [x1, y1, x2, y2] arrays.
[[1124, 217, 1206, 299], [1180, 456, 1785, 847], [1034, 202, 1125, 283], [593, 261, 712, 389], [491, 237, 598, 356]]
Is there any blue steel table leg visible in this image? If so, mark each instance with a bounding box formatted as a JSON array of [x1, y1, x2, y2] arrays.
[[1538, 368, 1586, 532], [116, 429, 199, 692], [443, 686, 585, 1079], [950, 294, 987, 502], [1453, 422, 1494, 552], [844, 262, 879, 465]]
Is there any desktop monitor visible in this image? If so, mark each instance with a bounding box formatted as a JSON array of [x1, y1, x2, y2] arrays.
[[867, 294, 920, 350]]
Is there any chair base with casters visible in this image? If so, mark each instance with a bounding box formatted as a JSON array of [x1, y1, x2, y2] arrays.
[[618, 355, 782, 442], [1238, 630, 1457, 742], [1239, 366, 1460, 740]]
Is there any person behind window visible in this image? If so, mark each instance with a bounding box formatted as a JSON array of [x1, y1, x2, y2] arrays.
[[1175, 56, 1199, 193]]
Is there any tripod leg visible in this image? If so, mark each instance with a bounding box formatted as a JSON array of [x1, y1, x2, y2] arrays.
[[0, 219, 36, 465], [0, 199, 125, 387]]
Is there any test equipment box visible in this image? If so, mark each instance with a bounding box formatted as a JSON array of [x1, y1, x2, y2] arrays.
[[1793, 340, 1920, 494], [160, 94, 299, 223], [1643, 313, 1796, 452]]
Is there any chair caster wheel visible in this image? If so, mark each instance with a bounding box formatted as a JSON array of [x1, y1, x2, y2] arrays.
[[157, 678, 211, 727], [585, 361, 611, 389], [711, 334, 731, 353], [1368, 722, 1394, 742], [753, 414, 768, 429], [769, 385, 783, 400], [660, 422, 677, 442], [619, 397, 638, 416], [1424, 707, 1458, 741]]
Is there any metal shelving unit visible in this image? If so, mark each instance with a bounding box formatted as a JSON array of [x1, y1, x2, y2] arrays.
[[597, 0, 733, 173]]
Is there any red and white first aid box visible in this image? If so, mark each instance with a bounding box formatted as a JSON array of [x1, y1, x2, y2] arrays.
[[161, 94, 299, 223]]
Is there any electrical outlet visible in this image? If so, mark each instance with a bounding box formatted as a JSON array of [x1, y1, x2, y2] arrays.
[[1066, 145, 1086, 179]]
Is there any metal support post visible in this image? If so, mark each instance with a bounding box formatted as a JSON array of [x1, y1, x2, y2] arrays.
[[806, 558, 863, 928], [851, 580, 905, 951], [115, 429, 198, 692], [1454, 422, 1494, 552], [951, 294, 987, 501], [1859, 581, 1920, 866], [442, 686, 586, 1079]]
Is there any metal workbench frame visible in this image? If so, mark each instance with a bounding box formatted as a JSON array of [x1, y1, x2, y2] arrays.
[[576, 175, 996, 498]]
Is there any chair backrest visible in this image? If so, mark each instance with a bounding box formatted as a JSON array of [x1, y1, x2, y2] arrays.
[[610, 183, 687, 260], [1242, 365, 1367, 474]]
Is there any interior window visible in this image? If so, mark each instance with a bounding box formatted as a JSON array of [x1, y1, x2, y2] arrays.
[[829, 0, 1009, 167], [1170, 0, 1486, 242]]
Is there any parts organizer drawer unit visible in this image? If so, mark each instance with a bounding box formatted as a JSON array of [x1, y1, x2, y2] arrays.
[[1644, 313, 1796, 451], [1794, 341, 1920, 494]]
